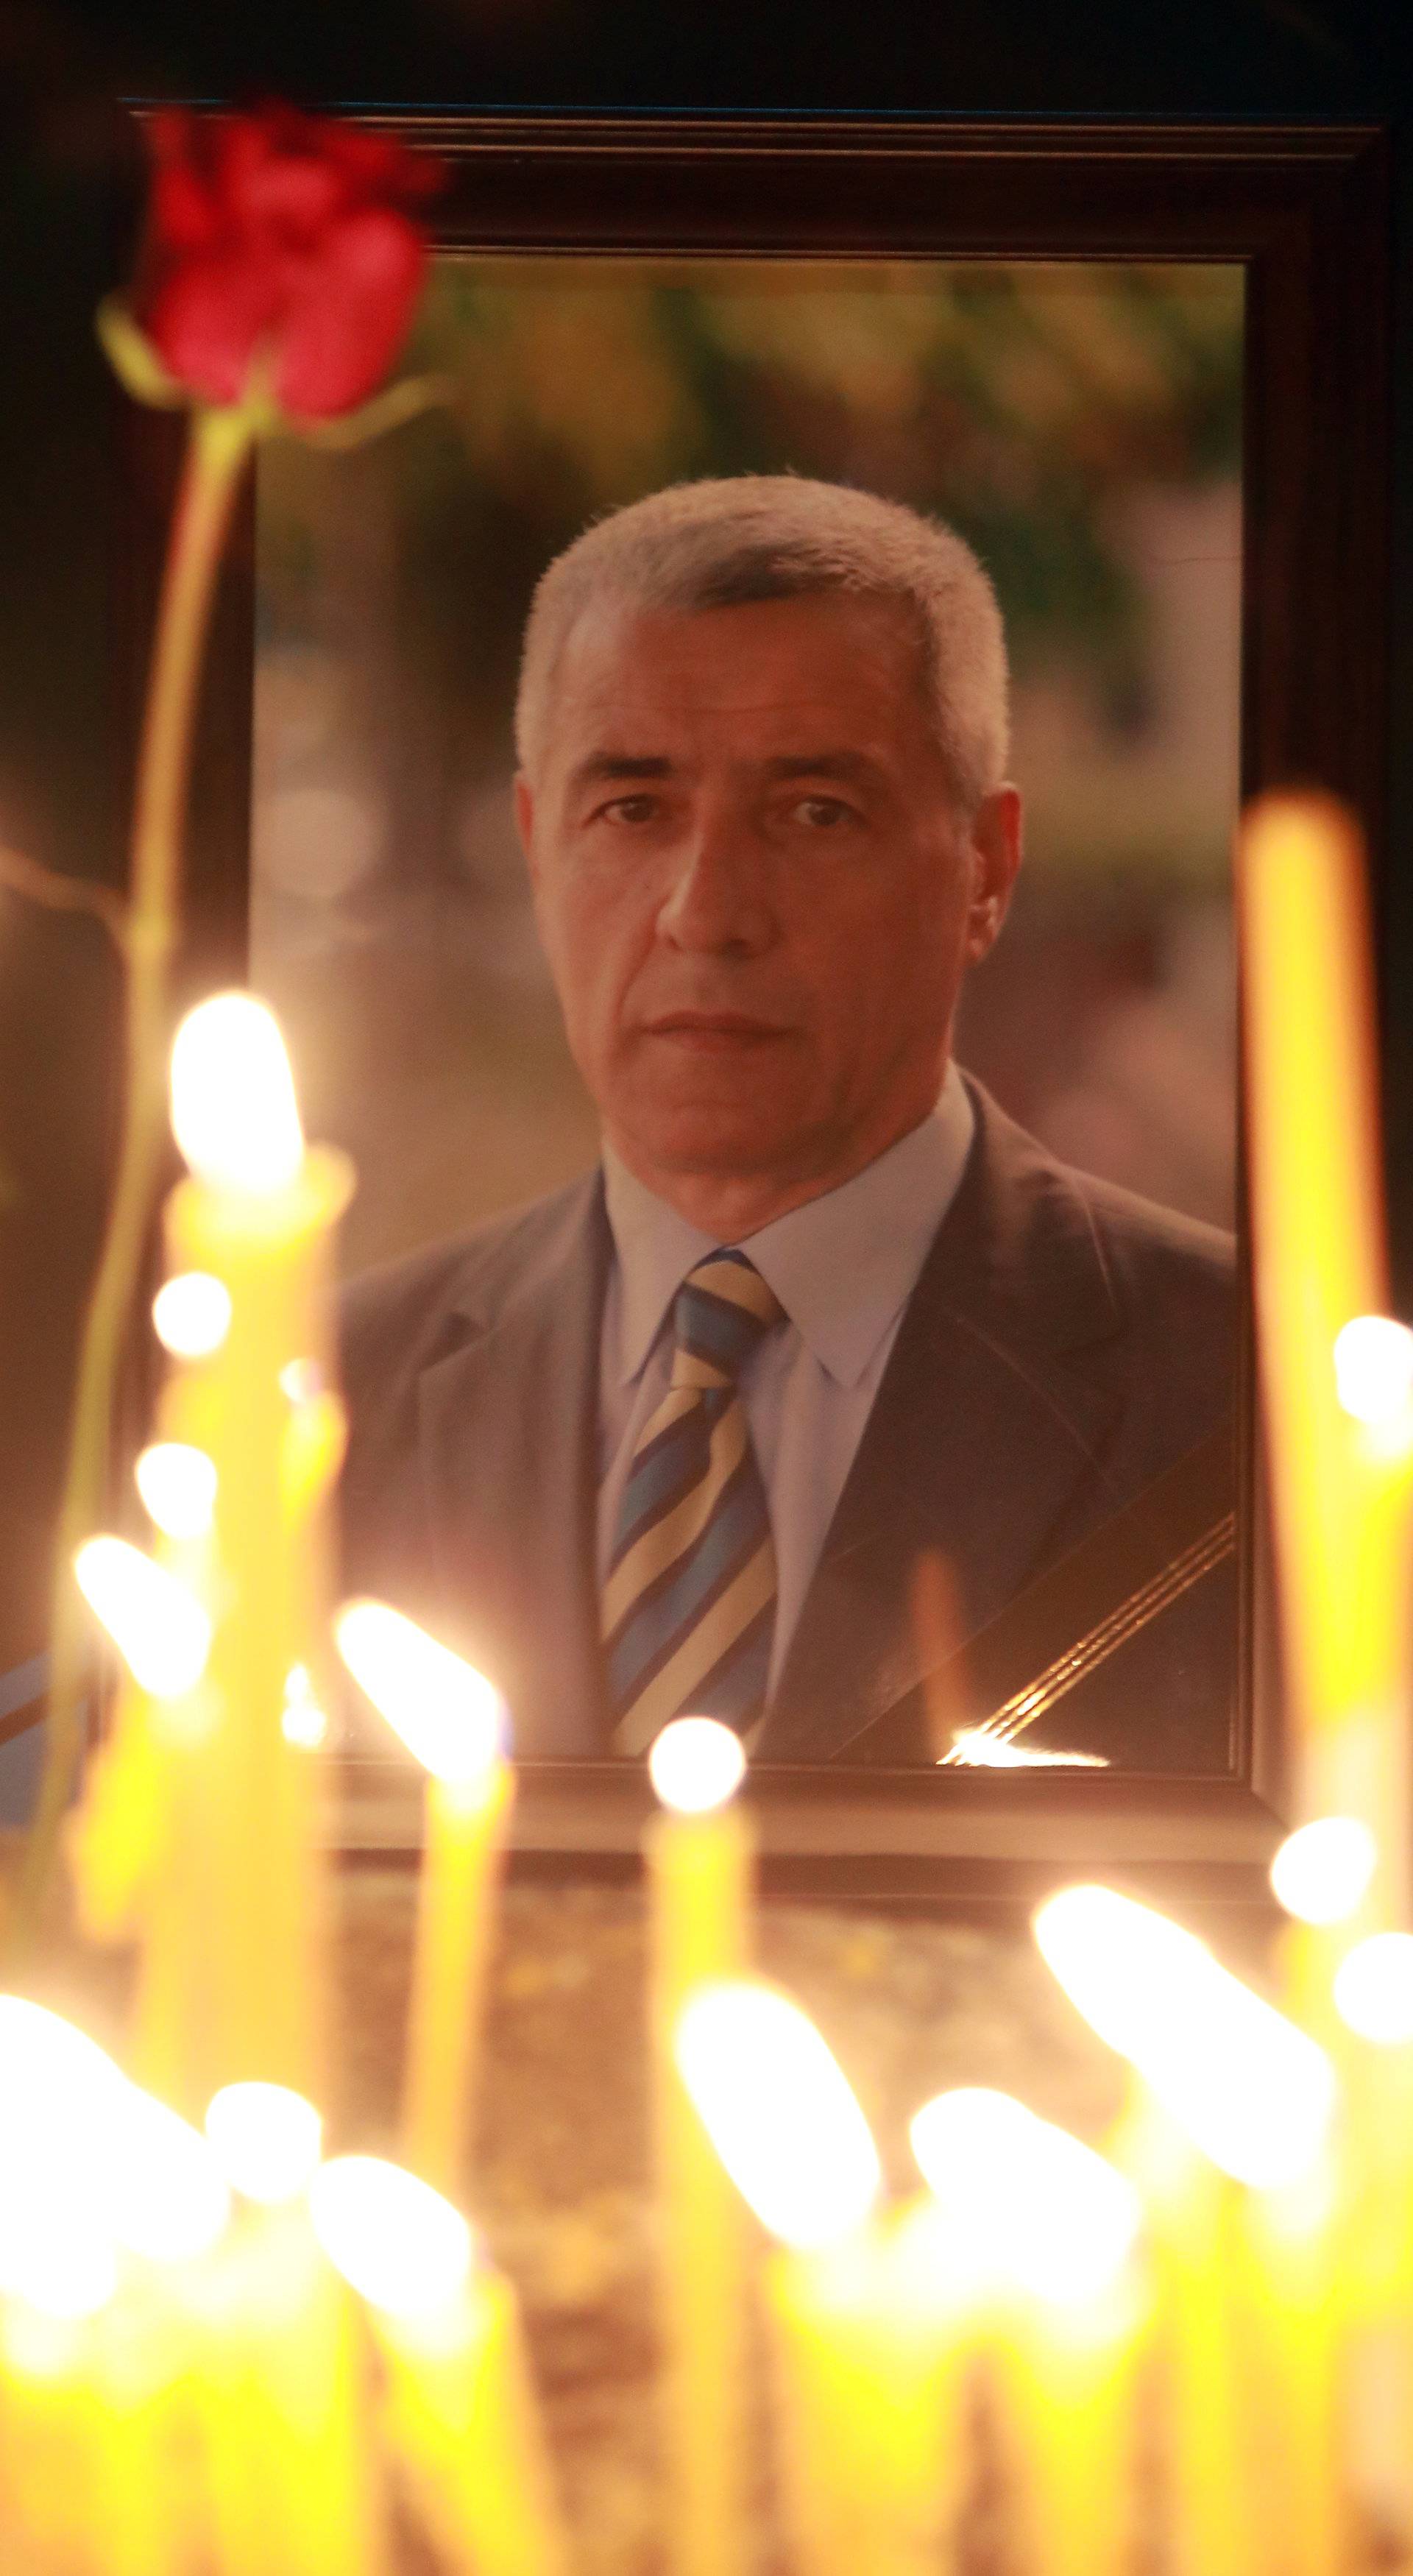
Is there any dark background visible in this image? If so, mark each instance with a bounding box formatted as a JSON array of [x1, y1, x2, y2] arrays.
[[0, 0, 1406, 1692]]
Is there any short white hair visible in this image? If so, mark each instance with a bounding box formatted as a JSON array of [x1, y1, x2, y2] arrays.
[[514, 474, 1010, 813]]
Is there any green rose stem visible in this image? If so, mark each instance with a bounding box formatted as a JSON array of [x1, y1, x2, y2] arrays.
[[11, 402, 255, 1958]]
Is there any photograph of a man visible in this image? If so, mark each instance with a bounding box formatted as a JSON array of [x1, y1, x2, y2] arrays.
[[341, 475, 1236, 1764]]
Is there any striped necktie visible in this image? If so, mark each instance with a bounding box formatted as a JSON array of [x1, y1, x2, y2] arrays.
[[603, 1249, 785, 1755]]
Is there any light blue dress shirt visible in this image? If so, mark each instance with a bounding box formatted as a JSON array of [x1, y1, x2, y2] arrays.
[[597, 1065, 976, 1693]]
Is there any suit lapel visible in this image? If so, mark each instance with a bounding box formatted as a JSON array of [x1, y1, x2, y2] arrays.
[[415, 1178, 610, 1755], [758, 1090, 1129, 1761]]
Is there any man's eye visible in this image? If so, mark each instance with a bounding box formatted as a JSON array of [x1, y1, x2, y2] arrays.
[[787, 795, 858, 829], [597, 793, 659, 825]]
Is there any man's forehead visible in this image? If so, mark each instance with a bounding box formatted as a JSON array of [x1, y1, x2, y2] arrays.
[[549, 591, 929, 743]]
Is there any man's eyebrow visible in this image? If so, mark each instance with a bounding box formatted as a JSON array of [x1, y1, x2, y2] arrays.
[[759, 751, 884, 784], [568, 753, 675, 790]]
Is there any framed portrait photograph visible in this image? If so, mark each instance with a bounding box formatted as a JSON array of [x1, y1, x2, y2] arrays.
[[143, 115, 1392, 1893]]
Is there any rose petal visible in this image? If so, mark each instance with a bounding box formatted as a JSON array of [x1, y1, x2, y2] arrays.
[[272, 208, 427, 417], [143, 256, 284, 408]]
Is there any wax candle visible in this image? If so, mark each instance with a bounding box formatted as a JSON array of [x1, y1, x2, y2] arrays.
[[676, 1977, 964, 2576], [1035, 1886, 1340, 2576], [189, 2083, 382, 2576], [188, 2201, 379, 2576], [1117, 2088, 1253, 2576], [160, 994, 352, 2106], [1239, 795, 1413, 1905], [310, 2154, 568, 2576], [335, 1602, 513, 2198], [71, 994, 351, 2116], [1236, 2158, 1346, 2576], [909, 2087, 1145, 2576], [646, 1717, 753, 2576]]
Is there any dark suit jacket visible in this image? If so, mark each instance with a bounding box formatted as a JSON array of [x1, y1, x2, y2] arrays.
[[339, 1081, 1237, 1767]]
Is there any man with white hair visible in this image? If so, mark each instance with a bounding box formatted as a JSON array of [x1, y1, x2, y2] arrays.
[[341, 475, 1236, 1766]]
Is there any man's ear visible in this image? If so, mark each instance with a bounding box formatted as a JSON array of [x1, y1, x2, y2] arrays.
[[963, 785, 1022, 964], [514, 773, 537, 887]]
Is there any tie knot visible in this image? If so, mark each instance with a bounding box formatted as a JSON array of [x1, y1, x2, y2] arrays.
[[670, 1250, 784, 1390]]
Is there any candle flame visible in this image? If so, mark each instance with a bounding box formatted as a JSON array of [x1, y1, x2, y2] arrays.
[[0, 2000, 227, 2299], [2, 2232, 120, 2324], [909, 2087, 1141, 2306], [0, 2001, 125, 2315], [674, 1979, 881, 2250], [1269, 1816, 1378, 1925], [108, 2094, 230, 2263], [281, 1663, 329, 1749], [1333, 1315, 1413, 1426], [308, 2155, 473, 2317], [648, 1717, 746, 1814], [152, 1270, 233, 1357], [335, 1601, 508, 1787], [1034, 1885, 1336, 2187], [170, 993, 305, 1194], [205, 2083, 323, 2204], [135, 1441, 218, 1540], [74, 1535, 212, 1698], [1333, 1931, 1413, 2045]]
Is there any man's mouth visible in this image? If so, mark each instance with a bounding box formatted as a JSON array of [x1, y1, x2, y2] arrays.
[[642, 1012, 790, 1047]]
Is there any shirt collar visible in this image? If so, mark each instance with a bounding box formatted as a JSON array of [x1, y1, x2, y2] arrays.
[[602, 1064, 975, 1392]]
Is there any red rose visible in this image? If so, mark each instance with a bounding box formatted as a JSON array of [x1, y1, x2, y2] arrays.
[[133, 105, 440, 420]]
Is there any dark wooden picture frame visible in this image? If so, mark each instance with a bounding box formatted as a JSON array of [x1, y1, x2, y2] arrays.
[[139, 110, 1391, 1900]]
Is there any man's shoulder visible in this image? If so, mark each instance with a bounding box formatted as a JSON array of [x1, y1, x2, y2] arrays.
[[964, 1080, 1235, 1330], [1063, 1160, 1235, 1309], [341, 1170, 603, 1387]]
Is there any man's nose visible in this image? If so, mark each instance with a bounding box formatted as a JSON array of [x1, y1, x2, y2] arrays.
[[656, 806, 773, 955]]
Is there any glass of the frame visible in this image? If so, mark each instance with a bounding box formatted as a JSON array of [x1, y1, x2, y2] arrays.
[[251, 250, 1244, 1790]]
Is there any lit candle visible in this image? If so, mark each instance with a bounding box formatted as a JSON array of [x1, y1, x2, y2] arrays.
[[336, 1602, 513, 2198], [676, 1977, 962, 2576], [0, 1999, 233, 2576], [195, 2085, 379, 2576], [1035, 1886, 1339, 2576], [908, 2087, 1145, 2576], [646, 1717, 753, 2576], [71, 994, 352, 2113], [310, 2154, 568, 2576], [163, 994, 351, 2103], [1239, 796, 1413, 1909]]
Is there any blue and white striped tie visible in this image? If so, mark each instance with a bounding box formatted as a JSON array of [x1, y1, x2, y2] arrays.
[[603, 1250, 783, 1755]]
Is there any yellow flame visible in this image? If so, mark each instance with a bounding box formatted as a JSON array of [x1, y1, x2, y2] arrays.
[[1034, 1884, 1336, 2187], [135, 1441, 218, 1540], [335, 1601, 507, 1787], [74, 1535, 211, 1698], [205, 2083, 323, 2204], [1269, 1816, 1378, 1925], [1333, 1315, 1413, 1425], [308, 2156, 473, 2317], [170, 993, 304, 1194], [1333, 1932, 1413, 2045], [280, 1663, 329, 1749], [0, 2001, 227, 2302], [152, 1270, 233, 1358], [909, 2087, 1141, 2306], [674, 1980, 881, 2249], [108, 2094, 230, 2263], [0, 2220, 118, 2322], [648, 1717, 746, 1814]]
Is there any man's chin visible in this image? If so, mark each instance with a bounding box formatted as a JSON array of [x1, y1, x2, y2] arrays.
[[614, 1107, 815, 1184]]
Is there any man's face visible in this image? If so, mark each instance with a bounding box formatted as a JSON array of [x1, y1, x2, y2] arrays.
[[516, 592, 1021, 1216]]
